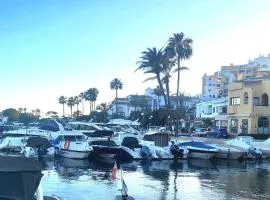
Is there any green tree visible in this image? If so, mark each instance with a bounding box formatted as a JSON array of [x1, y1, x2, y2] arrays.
[[85, 88, 99, 114], [79, 92, 85, 115], [137, 47, 168, 107], [46, 111, 58, 119], [58, 96, 67, 117], [2, 108, 20, 122], [153, 86, 163, 109], [167, 33, 193, 109], [96, 102, 111, 122], [74, 96, 81, 113], [67, 97, 75, 118], [167, 32, 193, 135], [110, 78, 123, 117]]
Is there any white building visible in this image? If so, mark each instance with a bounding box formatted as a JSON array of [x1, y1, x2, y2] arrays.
[[201, 72, 223, 99], [196, 97, 228, 128]]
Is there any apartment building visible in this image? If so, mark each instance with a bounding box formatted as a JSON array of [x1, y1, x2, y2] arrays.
[[227, 77, 270, 134]]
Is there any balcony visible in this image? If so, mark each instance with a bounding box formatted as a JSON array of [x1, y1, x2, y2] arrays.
[[227, 106, 239, 114]]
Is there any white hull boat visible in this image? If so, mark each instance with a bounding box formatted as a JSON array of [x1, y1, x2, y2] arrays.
[[56, 149, 91, 159], [179, 141, 218, 159]]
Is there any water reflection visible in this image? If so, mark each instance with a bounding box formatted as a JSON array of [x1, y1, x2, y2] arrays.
[[39, 158, 270, 200]]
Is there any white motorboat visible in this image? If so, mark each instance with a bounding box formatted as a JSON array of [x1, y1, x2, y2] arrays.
[[0, 135, 54, 158], [53, 132, 93, 159], [225, 137, 263, 159], [141, 131, 189, 160], [69, 121, 121, 159], [179, 141, 218, 159], [252, 138, 270, 157], [203, 140, 247, 160]]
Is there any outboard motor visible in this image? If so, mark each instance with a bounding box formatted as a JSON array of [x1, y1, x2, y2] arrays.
[[249, 146, 263, 160], [170, 144, 180, 159], [140, 145, 152, 160]]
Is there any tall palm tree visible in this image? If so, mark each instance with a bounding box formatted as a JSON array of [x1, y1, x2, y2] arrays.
[[137, 47, 168, 107], [167, 32, 193, 109], [79, 92, 85, 115], [167, 32, 193, 135], [110, 78, 123, 117], [91, 88, 99, 112], [67, 97, 75, 118], [74, 96, 81, 113], [153, 86, 163, 109], [58, 96, 67, 117], [85, 88, 99, 114], [96, 102, 110, 122]]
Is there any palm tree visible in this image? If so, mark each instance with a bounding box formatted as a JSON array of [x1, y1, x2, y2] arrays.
[[79, 92, 85, 115], [110, 78, 123, 117], [85, 88, 99, 114], [154, 86, 163, 109], [137, 47, 168, 107], [74, 96, 81, 113], [58, 96, 67, 117], [91, 88, 99, 112], [96, 102, 111, 122], [167, 32, 193, 109], [167, 32, 193, 135], [67, 97, 75, 118]]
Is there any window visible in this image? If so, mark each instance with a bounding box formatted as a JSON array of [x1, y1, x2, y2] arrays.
[[253, 97, 260, 106], [213, 95, 215, 98], [209, 95, 212, 98], [217, 84, 220, 87], [243, 92, 248, 104], [209, 84, 212, 86], [262, 93, 269, 106], [213, 107, 215, 113], [258, 117, 269, 134], [230, 97, 240, 105]]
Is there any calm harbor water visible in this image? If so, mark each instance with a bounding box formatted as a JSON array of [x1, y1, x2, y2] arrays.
[[39, 158, 270, 200]]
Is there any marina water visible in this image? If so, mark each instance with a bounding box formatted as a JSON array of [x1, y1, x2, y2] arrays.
[[33, 158, 270, 200]]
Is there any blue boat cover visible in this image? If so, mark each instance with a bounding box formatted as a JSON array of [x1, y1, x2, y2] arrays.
[[179, 142, 217, 150]]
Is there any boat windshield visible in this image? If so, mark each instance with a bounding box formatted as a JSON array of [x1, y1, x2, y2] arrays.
[[63, 135, 85, 142]]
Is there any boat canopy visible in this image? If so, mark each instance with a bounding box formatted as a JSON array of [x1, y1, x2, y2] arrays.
[[83, 130, 114, 138], [0, 156, 42, 172], [107, 119, 140, 126], [0, 171, 42, 200], [26, 136, 53, 149]]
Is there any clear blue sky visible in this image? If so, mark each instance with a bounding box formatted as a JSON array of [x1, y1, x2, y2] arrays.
[[1, 0, 270, 115]]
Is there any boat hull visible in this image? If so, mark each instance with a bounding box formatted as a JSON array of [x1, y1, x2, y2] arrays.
[[57, 149, 91, 159], [92, 146, 121, 159], [188, 150, 216, 159], [214, 151, 244, 160]]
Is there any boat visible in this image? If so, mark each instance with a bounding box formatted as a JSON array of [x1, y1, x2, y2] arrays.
[[53, 132, 93, 159], [225, 137, 263, 159], [141, 131, 189, 160], [179, 141, 218, 159], [203, 140, 247, 160], [69, 121, 121, 159], [0, 135, 54, 158]]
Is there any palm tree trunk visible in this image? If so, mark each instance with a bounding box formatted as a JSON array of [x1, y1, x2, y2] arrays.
[[156, 75, 167, 107], [116, 89, 118, 118], [62, 104, 65, 117], [82, 100, 84, 115], [175, 57, 181, 136], [176, 57, 180, 108], [89, 101, 91, 115], [70, 107, 73, 118], [77, 104, 79, 112], [165, 80, 170, 108]]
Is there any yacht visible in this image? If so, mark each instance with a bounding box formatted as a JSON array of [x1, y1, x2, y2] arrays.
[[53, 132, 93, 159], [69, 121, 121, 159]]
